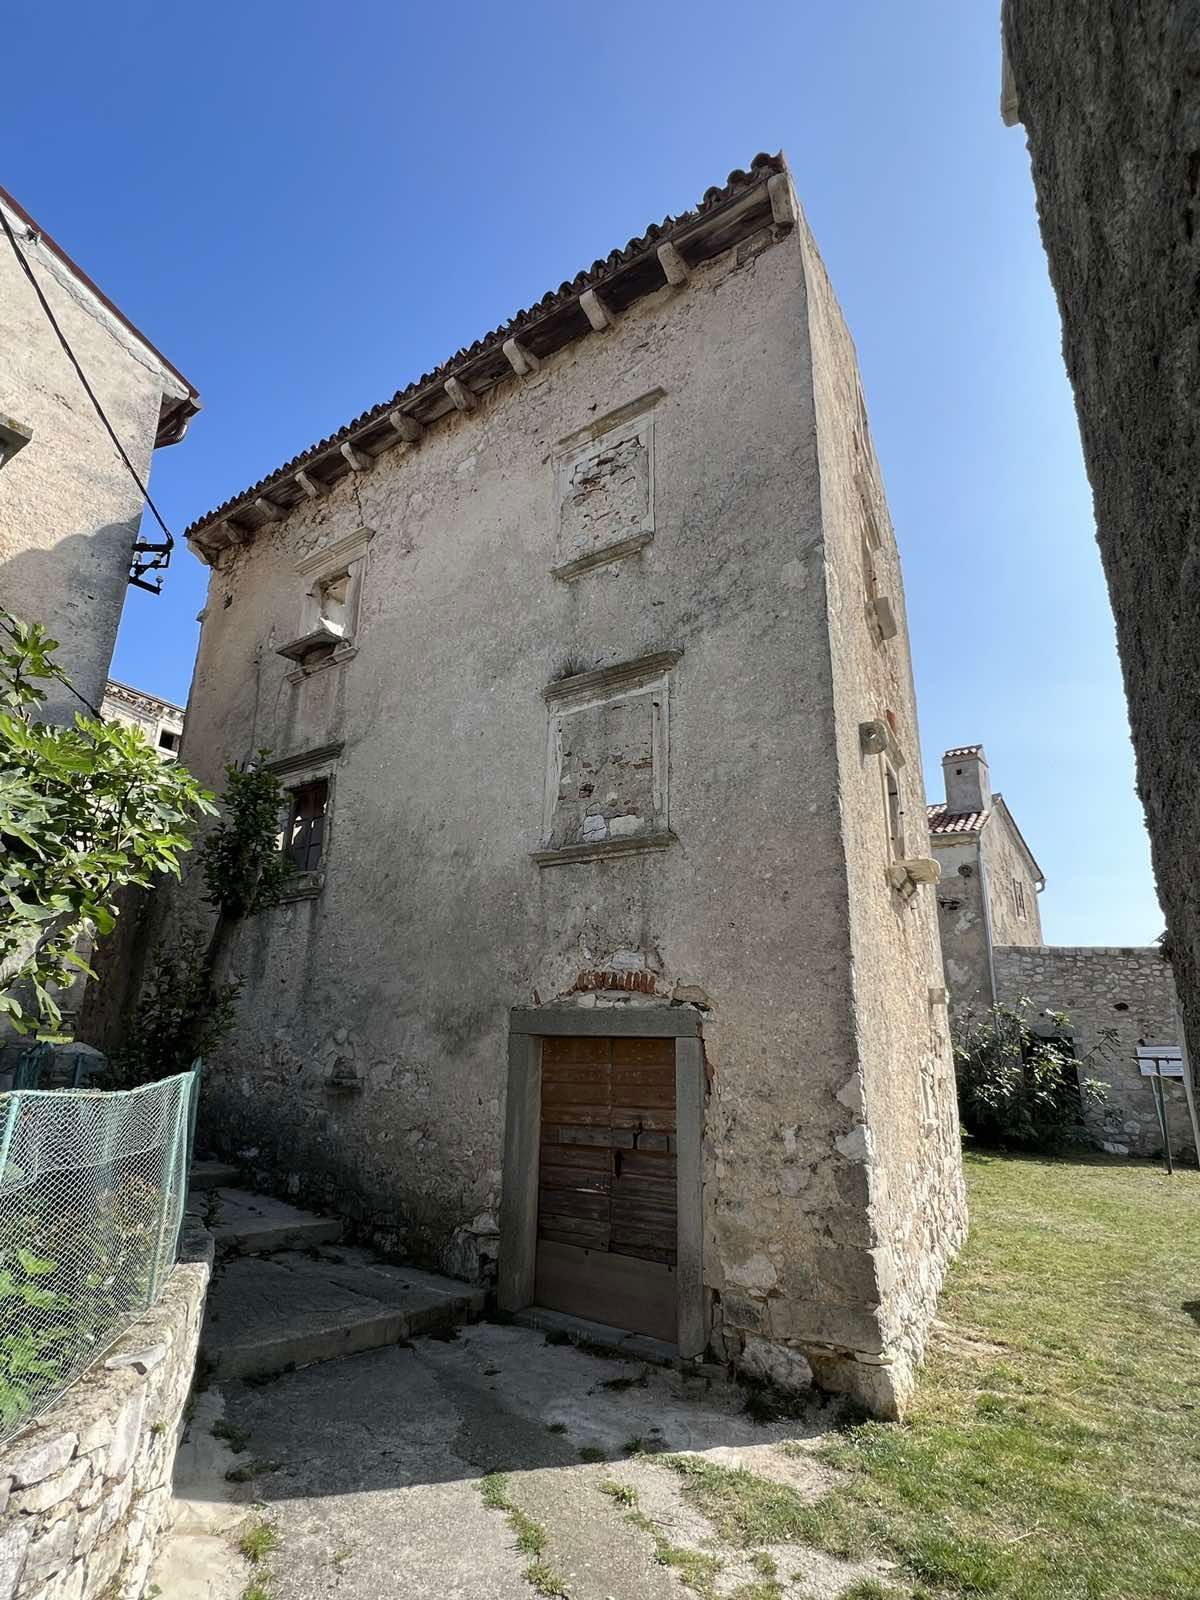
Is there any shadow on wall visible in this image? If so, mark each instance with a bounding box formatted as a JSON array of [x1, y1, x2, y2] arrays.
[[0, 523, 139, 718]]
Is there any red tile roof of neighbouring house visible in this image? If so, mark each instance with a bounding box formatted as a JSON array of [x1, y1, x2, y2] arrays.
[[927, 804, 990, 836]]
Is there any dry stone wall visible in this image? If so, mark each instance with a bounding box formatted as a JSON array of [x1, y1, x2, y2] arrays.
[[994, 944, 1194, 1160], [0, 1220, 211, 1600]]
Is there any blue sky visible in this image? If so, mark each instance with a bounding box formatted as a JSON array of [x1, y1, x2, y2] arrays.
[[6, 1, 1160, 945]]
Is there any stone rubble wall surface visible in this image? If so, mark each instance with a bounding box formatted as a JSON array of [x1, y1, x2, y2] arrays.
[[1003, 2, 1200, 1087], [795, 199, 966, 1417], [994, 944, 1193, 1159], [0, 1221, 212, 1600]]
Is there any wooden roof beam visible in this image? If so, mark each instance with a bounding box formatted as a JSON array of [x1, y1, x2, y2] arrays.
[[295, 470, 326, 499], [656, 242, 690, 287], [444, 377, 477, 412], [579, 288, 613, 331], [340, 442, 373, 472], [388, 409, 424, 443], [502, 338, 540, 376]]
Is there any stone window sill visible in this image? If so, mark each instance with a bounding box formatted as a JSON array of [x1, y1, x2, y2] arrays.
[[275, 869, 325, 903], [551, 531, 653, 582], [532, 831, 677, 868], [284, 645, 358, 686]]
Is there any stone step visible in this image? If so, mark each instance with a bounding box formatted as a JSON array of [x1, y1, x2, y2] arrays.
[[202, 1245, 486, 1380], [199, 1187, 344, 1256], [189, 1159, 241, 1192]]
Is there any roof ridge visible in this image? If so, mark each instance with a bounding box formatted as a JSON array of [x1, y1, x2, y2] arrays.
[[185, 152, 787, 546]]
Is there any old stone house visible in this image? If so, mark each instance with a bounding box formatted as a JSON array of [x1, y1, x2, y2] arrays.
[[0, 186, 199, 723], [930, 742, 1196, 1161], [101, 679, 184, 759], [927, 744, 1045, 1013], [173, 153, 965, 1415]]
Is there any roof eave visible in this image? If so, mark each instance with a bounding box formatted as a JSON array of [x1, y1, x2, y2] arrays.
[[185, 153, 792, 559], [0, 185, 200, 408]]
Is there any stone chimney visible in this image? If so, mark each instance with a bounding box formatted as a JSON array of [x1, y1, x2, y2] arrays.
[[942, 745, 991, 814]]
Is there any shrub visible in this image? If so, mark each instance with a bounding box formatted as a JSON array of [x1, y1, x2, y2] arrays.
[[104, 937, 239, 1090], [0, 611, 213, 1038], [954, 998, 1113, 1152]]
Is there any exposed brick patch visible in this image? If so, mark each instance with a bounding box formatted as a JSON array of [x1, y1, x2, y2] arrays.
[[574, 969, 657, 995]]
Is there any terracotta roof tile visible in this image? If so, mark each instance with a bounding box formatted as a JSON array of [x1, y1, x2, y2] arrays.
[[185, 152, 787, 542], [927, 803, 989, 836]]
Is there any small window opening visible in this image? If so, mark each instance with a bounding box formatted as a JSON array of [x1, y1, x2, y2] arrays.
[[1012, 878, 1028, 921], [318, 572, 350, 634], [157, 729, 179, 752], [1114, 1002, 1130, 1013], [286, 779, 329, 871]]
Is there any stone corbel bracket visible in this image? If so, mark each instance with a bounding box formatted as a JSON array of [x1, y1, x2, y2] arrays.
[[859, 718, 905, 768]]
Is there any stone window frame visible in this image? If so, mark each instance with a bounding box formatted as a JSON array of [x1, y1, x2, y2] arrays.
[[550, 389, 664, 581], [883, 759, 905, 863], [497, 1005, 706, 1359], [266, 741, 344, 901], [532, 650, 680, 868], [276, 526, 374, 682]]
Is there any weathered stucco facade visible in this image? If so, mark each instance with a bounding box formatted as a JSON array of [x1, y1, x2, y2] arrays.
[[169, 155, 964, 1415], [994, 944, 1194, 1162], [1001, 3, 1200, 1077], [0, 187, 197, 723]]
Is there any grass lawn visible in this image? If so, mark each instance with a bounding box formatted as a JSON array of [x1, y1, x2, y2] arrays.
[[675, 1152, 1200, 1598]]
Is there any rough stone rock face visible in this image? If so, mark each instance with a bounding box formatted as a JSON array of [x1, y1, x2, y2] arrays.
[[0, 1222, 211, 1600], [994, 944, 1193, 1160], [1003, 2, 1200, 1069]]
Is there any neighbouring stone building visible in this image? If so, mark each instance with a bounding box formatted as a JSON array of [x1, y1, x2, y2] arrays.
[[101, 679, 184, 758], [930, 742, 1196, 1162], [0, 185, 199, 723], [1000, 4, 1200, 1084], [168, 154, 965, 1415], [928, 744, 1044, 1013]]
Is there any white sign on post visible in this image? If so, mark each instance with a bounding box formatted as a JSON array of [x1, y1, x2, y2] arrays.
[[1136, 1044, 1184, 1078]]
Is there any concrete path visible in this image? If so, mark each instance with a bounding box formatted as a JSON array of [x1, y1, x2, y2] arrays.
[[168, 1324, 890, 1600], [158, 1182, 891, 1598], [204, 1247, 486, 1379]]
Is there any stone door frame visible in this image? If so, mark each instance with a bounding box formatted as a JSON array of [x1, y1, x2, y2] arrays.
[[498, 1006, 706, 1358]]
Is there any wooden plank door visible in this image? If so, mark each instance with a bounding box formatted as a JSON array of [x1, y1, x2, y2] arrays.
[[535, 1035, 677, 1342]]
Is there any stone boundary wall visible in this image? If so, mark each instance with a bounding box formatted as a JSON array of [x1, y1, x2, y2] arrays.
[[0, 1219, 213, 1600], [994, 944, 1195, 1160]]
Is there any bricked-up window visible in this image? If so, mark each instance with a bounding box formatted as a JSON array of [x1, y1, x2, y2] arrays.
[[285, 780, 328, 871], [1012, 878, 1028, 921]]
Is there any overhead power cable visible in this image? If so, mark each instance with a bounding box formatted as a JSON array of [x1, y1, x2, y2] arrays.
[[0, 199, 176, 592]]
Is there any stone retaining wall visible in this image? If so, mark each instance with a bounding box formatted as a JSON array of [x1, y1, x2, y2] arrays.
[[0, 1219, 212, 1600], [994, 944, 1195, 1160]]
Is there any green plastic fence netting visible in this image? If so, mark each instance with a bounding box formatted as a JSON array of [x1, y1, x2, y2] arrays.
[[0, 1070, 196, 1442]]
